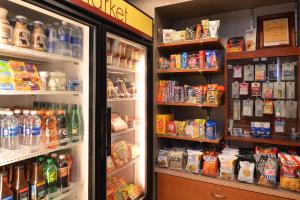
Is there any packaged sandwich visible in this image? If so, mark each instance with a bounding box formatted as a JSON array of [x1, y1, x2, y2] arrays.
[[111, 141, 130, 168]]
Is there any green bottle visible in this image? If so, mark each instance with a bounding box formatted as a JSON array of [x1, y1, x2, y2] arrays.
[[70, 104, 80, 142], [45, 158, 57, 194]]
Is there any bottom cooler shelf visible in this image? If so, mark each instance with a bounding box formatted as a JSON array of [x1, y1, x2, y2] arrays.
[[47, 181, 83, 200], [155, 167, 300, 200]]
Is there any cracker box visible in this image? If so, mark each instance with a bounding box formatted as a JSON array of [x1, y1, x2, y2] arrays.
[[156, 114, 173, 134]]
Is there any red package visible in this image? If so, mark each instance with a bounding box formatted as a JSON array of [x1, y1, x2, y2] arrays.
[[166, 121, 176, 135], [202, 151, 218, 177]]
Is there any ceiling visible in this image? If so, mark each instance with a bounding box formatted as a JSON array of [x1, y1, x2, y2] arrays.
[[156, 0, 297, 20]]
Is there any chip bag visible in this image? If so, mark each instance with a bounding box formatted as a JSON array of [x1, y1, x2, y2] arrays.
[[186, 149, 203, 173], [219, 153, 237, 180], [202, 151, 218, 177], [238, 160, 255, 183], [111, 141, 130, 168], [279, 153, 300, 192], [255, 154, 278, 188]]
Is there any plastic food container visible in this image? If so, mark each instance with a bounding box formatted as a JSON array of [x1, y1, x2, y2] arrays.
[[39, 71, 49, 90], [48, 72, 66, 91]]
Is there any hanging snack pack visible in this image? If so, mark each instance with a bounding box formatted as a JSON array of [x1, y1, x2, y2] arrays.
[[255, 64, 266, 81], [232, 81, 239, 98], [273, 82, 285, 99], [278, 153, 300, 192], [233, 100, 241, 120], [274, 119, 285, 133], [0, 60, 13, 90], [268, 64, 278, 81], [282, 62, 295, 81], [251, 82, 261, 96], [186, 149, 203, 173], [274, 101, 286, 118], [233, 65, 242, 78], [242, 99, 253, 117], [239, 82, 249, 95], [285, 101, 297, 119], [202, 151, 219, 177], [286, 82, 295, 99], [262, 82, 273, 99], [243, 65, 254, 82], [263, 100, 273, 115], [255, 99, 263, 117]]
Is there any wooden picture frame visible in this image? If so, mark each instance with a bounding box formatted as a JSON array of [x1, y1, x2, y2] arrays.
[[257, 12, 295, 49]]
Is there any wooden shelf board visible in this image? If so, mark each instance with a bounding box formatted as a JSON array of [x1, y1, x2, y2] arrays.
[[226, 136, 300, 147], [155, 167, 300, 200], [156, 134, 222, 144], [157, 68, 220, 74], [226, 47, 300, 60], [157, 39, 224, 52], [157, 102, 220, 108]]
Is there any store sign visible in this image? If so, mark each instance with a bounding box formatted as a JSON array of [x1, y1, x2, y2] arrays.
[[70, 0, 153, 38]]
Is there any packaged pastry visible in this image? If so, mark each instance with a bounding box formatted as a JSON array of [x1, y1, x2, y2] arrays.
[[111, 114, 128, 133], [156, 114, 173, 134], [255, 155, 278, 188], [208, 20, 220, 38], [111, 141, 130, 168], [127, 184, 144, 200], [198, 119, 206, 139], [175, 121, 186, 136], [186, 149, 203, 173], [238, 160, 255, 183], [202, 151, 218, 177], [279, 153, 300, 192], [169, 150, 187, 170], [107, 156, 116, 174], [0, 60, 13, 90], [158, 150, 170, 168], [219, 153, 237, 180], [106, 177, 128, 200]]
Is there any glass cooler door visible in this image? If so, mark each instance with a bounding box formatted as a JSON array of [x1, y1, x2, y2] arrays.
[[106, 32, 147, 199]]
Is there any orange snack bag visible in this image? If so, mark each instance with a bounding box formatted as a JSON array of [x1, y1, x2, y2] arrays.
[[202, 151, 219, 177]]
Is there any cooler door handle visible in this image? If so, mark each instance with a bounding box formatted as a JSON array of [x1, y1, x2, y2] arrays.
[[106, 107, 112, 156], [100, 107, 107, 160]]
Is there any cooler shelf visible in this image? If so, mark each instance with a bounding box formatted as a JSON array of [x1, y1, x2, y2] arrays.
[[0, 43, 81, 63], [108, 156, 140, 177], [47, 181, 83, 200], [112, 126, 141, 137], [0, 90, 81, 96], [107, 66, 137, 74], [0, 141, 80, 167]]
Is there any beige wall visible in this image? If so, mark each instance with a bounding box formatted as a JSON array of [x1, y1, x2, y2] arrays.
[[128, 0, 191, 17]]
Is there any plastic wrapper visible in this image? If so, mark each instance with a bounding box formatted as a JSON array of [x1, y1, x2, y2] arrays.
[[174, 121, 186, 136], [184, 120, 195, 138], [107, 156, 116, 174], [238, 160, 255, 183], [169, 150, 187, 170], [202, 151, 218, 177], [279, 153, 300, 192], [166, 121, 176, 135], [255, 155, 278, 188], [111, 141, 130, 168], [127, 184, 144, 200], [185, 149, 203, 173], [158, 150, 169, 168], [219, 154, 237, 180], [0, 60, 13, 90], [106, 177, 128, 200]]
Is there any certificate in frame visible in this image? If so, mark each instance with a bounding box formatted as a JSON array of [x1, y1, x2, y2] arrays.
[[257, 12, 295, 49]]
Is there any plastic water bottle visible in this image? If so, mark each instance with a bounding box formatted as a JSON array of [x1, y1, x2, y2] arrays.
[[2, 111, 18, 150], [0, 110, 6, 146], [70, 26, 82, 59], [46, 24, 58, 53], [25, 110, 41, 146], [58, 22, 71, 56], [18, 110, 30, 146]]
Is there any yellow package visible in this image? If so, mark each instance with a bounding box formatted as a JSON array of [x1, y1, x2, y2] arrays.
[[0, 60, 14, 90], [198, 119, 206, 139], [156, 114, 173, 134], [9, 60, 42, 90]]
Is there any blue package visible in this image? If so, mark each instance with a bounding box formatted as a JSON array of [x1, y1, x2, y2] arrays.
[[181, 52, 188, 68]]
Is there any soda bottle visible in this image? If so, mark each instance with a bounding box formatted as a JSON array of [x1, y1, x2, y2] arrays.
[[69, 104, 80, 142], [2, 111, 18, 150], [25, 111, 41, 146], [37, 157, 47, 183], [70, 26, 82, 59], [18, 110, 30, 146], [43, 111, 58, 149], [45, 158, 57, 194], [57, 110, 69, 145], [58, 22, 71, 56], [11, 165, 29, 200], [64, 150, 73, 183], [0, 172, 13, 200], [57, 154, 69, 189], [30, 161, 46, 200]]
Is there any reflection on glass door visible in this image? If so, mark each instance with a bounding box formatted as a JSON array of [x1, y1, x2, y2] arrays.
[[106, 33, 147, 199]]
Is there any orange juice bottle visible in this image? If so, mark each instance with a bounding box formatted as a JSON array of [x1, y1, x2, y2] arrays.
[[44, 110, 58, 149]]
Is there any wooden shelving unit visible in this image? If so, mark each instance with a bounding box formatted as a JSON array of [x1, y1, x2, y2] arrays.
[[156, 102, 220, 107], [157, 134, 222, 144], [157, 67, 221, 74], [155, 167, 300, 200], [226, 47, 300, 60], [158, 38, 224, 52]]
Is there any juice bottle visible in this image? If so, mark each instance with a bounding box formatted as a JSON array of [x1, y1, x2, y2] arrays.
[[23, 160, 31, 185], [56, 110, 69, 145], [11, 164, 29, 200], [0, 172, 13, 200], [43, 111, 58, 149], [69, 104, 79, 142], [64, 150, 73, 183], [57, 154, 69, 189], [45, 158, 57, 194], [29, 161, 46, 200], [7, 165, 12, 189]]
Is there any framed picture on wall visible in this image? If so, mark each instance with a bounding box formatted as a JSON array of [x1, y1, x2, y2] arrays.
[[257, 12, 295, 49]]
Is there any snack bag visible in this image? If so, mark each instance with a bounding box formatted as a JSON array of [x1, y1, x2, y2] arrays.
[[185, 120, 196, 138], [198, 119, 206, 138], [166, 121, 176, 135], [174, 121, 186, 136], [158, 150, 170, 168], [238, 161, 255, 183], [169, 150, 187, 170], [186, 149, 203, 173], [219, 154, 237, 180], [111, 141, 130, 168], [107, 156, 116, 174], [0, 60, 14, 90], [202, 151, 218, 177], [127, 184, 144, 200], [156, 80, 166, 103], [156, 114, 173, 134], [255, 146, 278, 157], [279, 153, 300, 192], [255, 155, 278, 188]]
